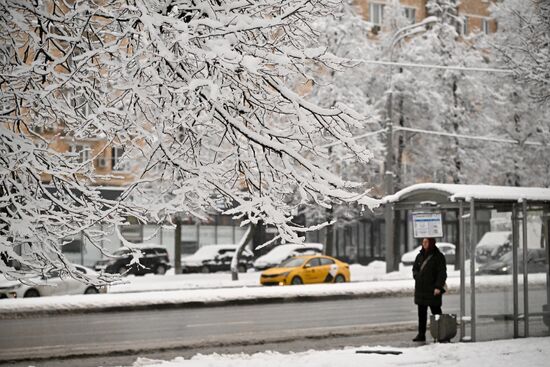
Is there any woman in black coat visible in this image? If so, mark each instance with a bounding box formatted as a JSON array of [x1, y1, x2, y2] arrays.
[[412, 237, 447, 342]]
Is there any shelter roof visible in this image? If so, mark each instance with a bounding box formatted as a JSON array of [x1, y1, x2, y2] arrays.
[[382, 183, 550, 204]]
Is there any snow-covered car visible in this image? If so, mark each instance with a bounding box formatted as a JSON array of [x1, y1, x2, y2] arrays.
[[476, 248, 547, 275], [94, 244, 171, 276], [181, 244, 254, 273], [401, 242, 456, 266], [0, 265, 105, 299], [253, 243, 324, 271], [475, 231, 512, 264]]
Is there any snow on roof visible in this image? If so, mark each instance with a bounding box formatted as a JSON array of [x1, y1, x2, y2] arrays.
[[476, 231, 511, 248], [382, 183, 550, 204], [186, 244, 238, 258], [124, 243, 166, 250], [254, 243, 323, 264]]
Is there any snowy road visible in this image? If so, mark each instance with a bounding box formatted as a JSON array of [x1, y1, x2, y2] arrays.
[[1, 289, 548, 362]]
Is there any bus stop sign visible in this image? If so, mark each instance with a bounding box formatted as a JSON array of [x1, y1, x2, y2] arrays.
[[412, 212, 443, 238]]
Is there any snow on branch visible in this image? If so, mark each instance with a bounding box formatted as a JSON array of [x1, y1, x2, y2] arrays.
[[0, 0, 378, 281]]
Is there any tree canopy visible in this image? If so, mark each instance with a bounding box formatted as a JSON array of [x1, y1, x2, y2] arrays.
[[0, 0, 378, 280]]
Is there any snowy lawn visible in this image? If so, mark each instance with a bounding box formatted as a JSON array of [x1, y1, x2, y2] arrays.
[[128, 337, 550, 367], [0, 260, 545, 316]]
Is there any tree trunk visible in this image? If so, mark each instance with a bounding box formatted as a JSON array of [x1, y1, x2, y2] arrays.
[[231, 224, 254, 281], [451, 78, 462, 184], [325, 207, 334, 256], [174, 218, 182, 274]]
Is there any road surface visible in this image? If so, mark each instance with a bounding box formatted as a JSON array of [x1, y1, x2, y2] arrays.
[[0, 289, 548, 363]]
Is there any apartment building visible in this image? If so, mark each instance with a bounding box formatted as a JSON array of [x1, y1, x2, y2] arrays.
[[355, 0, 498, 35], [31, 125, 135, 188]]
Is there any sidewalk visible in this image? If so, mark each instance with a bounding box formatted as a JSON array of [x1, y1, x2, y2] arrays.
[[124, 336, 550, 367]]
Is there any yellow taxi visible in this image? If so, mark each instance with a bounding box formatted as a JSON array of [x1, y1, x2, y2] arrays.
[[260, 255, 350, 286]]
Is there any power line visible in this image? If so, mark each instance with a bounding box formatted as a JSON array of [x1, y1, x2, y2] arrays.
[[321, 129, 386, 148], [395, 126, 544, 146], [320, 126, 544, 149], [351, 59, 513, 74]]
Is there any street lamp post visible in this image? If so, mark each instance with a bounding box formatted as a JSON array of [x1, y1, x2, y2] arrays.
[[384, 17, 439, 273]]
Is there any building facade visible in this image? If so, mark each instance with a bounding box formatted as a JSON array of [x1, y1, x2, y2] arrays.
[[355, 0, 498, 35]]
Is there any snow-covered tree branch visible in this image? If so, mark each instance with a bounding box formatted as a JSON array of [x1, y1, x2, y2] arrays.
[[0, 0, 378, 281], [492, 0, 550, 104]]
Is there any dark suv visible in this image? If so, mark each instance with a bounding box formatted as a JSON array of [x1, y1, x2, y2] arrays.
[[94, 245, 171, 276]]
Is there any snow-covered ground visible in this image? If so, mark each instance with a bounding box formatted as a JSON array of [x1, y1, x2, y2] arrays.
[[0, 261, 545, 316], [107, 259, 538, 294], [129, 337, 550, 367], [108, 261, 418, 293]]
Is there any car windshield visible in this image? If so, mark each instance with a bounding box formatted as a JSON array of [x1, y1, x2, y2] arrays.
[[279, 257, 306, 268]]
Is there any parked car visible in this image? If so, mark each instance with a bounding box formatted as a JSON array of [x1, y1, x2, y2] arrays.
[[0, 265, 105, 298], [94, 244, 170, 276], [475, 231, 512, 264], [401, 242, 456, 266], [476, 248, 547, 275], [260, 254, 350, 286], [181, 244, 254, 273], [253, 243, 324, 270]]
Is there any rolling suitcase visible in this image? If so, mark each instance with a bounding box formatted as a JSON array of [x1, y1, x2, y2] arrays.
[[429, 314, 457, 342]]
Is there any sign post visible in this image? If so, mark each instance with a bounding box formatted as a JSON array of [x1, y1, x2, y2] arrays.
[[412, 212, 443, 238]]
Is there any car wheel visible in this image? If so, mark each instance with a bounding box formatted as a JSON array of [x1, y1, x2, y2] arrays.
[[24, 289, 40, 298], [237, 264, 246, 273], [85, 287, 99, 295], [334, 274, 346, 283], [201, 266, 210, 273], [291, 276, 303, 285], [155, 264, 167, 275]]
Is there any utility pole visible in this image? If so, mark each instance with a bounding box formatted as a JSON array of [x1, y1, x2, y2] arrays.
[[384, 17, 439, 273], [385, 113, 396, 272]]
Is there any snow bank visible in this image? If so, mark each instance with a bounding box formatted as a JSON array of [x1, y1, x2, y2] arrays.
[[0, 265, 545, 316]]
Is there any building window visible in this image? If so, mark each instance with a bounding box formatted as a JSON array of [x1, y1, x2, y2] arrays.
[[369, 3, 385, 26], [32, 124, 56, 135], [63, 87, 94, 117], [69, 144, 91, 164], [72, 92, 92, 117], [462, 16, 469, 35], [403, 7, 416, 24], [482, 19, 490, 34], [119, 225, 143, 243], [111, 146, 130, 171]]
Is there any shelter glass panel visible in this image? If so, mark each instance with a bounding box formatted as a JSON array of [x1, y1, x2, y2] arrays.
[[472, 207, 516, 341], [525, 210, 550, 337]]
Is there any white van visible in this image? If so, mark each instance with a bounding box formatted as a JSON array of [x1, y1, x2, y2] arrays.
[[475, 231, 512, 264]]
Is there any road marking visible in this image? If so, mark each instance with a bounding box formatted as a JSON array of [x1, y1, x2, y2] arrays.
[[186, 321, 254, 328]]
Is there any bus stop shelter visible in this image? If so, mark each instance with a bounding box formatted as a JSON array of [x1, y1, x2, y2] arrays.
[[382, 183, 550, 342]]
